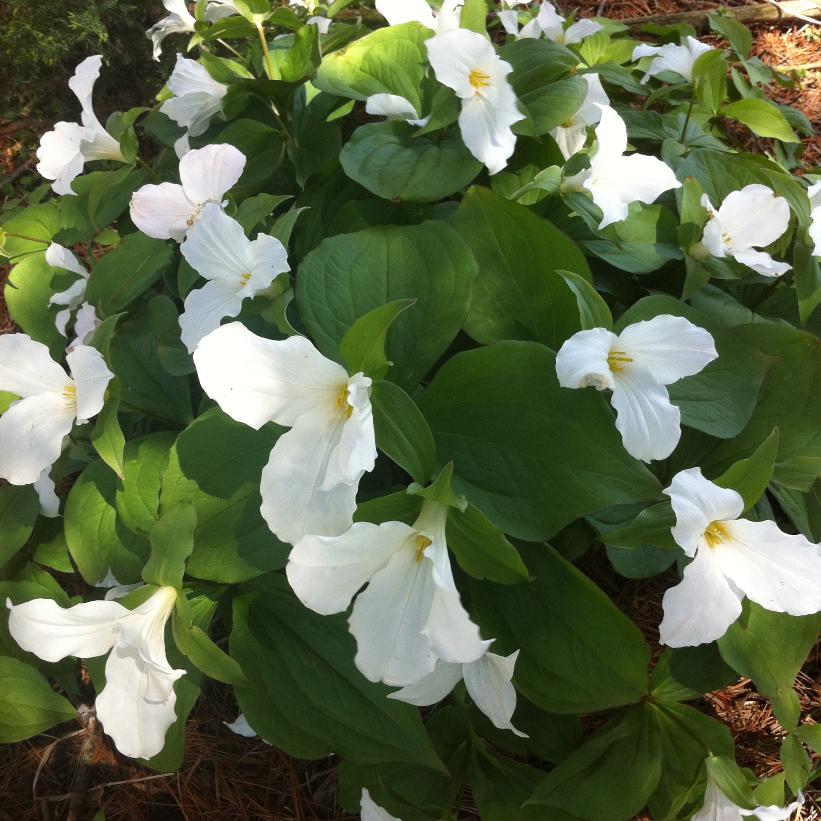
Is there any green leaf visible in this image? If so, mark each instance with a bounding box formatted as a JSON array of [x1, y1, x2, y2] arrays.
[[780, 734, 811, 794], [709, 12, 752, 58], [713, 428, 778, 510], [143, 504, 196, 588], [234, 193, 291, 233], [692, 49, 728, 115], [71, 167, 148, 234], [340, 121, 482, 203], [354, 491, 423, 526], [556, 269, 613, 331], [5, 253, 65, 356], [159, 407, 289, 582], [418, 341, 661, 541], [471, 544, 650, 713], [340, 298, 416, 379], [469, 749, 545, 821], [371, 380, 436, 485], [89, 396, 126, 480], [459, 0, 489, 34], [704, 756, 756, 809], [722, 99, 799, 143], [0, 656, 75, 743], [0, 485, 39, 568], [296, 221, 477, 389], [231, 577, 446, 770]]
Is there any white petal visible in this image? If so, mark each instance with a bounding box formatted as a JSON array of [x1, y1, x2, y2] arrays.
[[66, 346, 113, 424], [717, 185, 790, 252], [307, 15, 331, 32], [49, 277, 87, 311], [68, 303, 100, 350], [458, 87, 521, 175], [664, 468, 744, 557], [534, 2, 565, 41], [161, 91, 225, 137], [286, 521, 411, 615], [591, 105, 627, 164], [245, 233, 290, 294], [497, 9, 520, 36], [36, 122, 86, 195], [732, 248, 792, 278], [225, 713, 258, 737], [45, 243, 88, 278], [426, 29, 499, 101], [34, 470, 60, 518], [659, 546, 744, 647], [610, 370, 681, 462], [740, 793, 806, 821], [179, 143, 246, 206], [366, 93, 421, 121], [130, 182, 195, 241], [716, 519, 821, 616], [387, 661, 464, 706], [361, 789, 401, 821], [463, 650, 528, 736], [375, 0, 437, 27], [693, 779, 747, 821], [6, 596, 126, 662], [193, 323, 348, 429], [555, 327, 618, 392], [617, 315, 718, 385], [179, 280, 245, 354], [68, 55, 103, 122], [563, 19, 603, 45], [425, 583, 489, 664], [166, 54, 225, 99], [552, 122, 589, 161], [0, 334, 69, 397]]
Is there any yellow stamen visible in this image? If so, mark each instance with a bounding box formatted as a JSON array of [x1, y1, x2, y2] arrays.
[[415, 535, 432, 563], [607, 350, 633, 373], [704, 521, 730, 548], [62, 384, 77, 403], [239, 272, 252, 288], [721, 231, 732, 245], [469, 68, 491, 92], [560, 118, 574, 128], [335, 386, 353, 419]]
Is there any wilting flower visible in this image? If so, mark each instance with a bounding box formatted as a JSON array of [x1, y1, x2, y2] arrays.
[[809, 181, 821, 255], [130, 143, 245, 241], [193, 322, 377, 544], [36, 56, 126, 196], [698, 184, 792, 277], [365, 94, 430, 127], [659, 468, 821, 647], [563, 105, 681, 228], [694, 779, 803, 821], [390, 647, 526, 736], [426, 29, 524, 174], [7, 586, 183, 759], [375, 0, 463, 32], [287, 501, 489, 686], [511, 2, 603, 44], [159, 56, 228, 157], [45, 243, 94, 342], [550, 73, 609, 160], [361, 790, 400, 821], [632, 36, 713, 83], [0, 334, 113, 485], [178, 204, 289, 352], [555, 315, 717, 462], [146, 0, 196, 61]]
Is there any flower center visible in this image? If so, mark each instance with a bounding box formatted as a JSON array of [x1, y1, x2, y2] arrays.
[[62, 384, 77, 406], [704, 521, 730, 548], [185, 204, 203, 228], [721, 231, 732, 246], [607, 350, 633, 373], [335, 385, 353, 419], [469, 68, 491, 92], [415, 535, 432, 563], [239, 272, 252, 288]]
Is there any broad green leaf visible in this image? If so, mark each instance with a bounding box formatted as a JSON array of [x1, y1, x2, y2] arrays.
[[709, 12, 752, 58], [418, 342, 661, 541], [290, 88, 342, 185], [453, 186, 591, 348], [595, 503, 677, 551], [1, 202, 62, 259], [340, 298, 416, 379], [713, 428, 778, 510], [469, 749, 545, 821], [234, 193, 291, 233], [557, 269, 613, 331], [0, 485, 39, 567], [692, 49, 727, 114], [513, 77, 588, 138], [71, 167, 148, 233], [704, 756, 756, 809], [354, 491, 423, 526], [459, 0, 489, 33], [722, 99, 799, 143], [89, 396, 126, 480], [297, 221, 477, 389], [143, 504, 196, 588], [780, 734, 811, 794]]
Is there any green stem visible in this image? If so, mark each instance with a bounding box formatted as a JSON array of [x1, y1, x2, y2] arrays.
[[255, 18, 276, 81], [136, 156, 162, 183], [679, 100, 694, 144]]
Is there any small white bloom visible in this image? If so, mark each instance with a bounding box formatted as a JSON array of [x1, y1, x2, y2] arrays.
[[130, 143, 245, 241], [0, 335, 113, 485], [307, 15, 332, 33], [146, 0, 196, 61], [565, 105, 681, 228], [193, 322, 377, 544], [286, 501, 489, 686], [808, 181, 821, 256], [365, 94, 430, 127], [515, 2, 603, 44], [160, 56, 228, 159], [426, 29, 524, 174], [7, 586, 184, 759], [497, 0, 532, 35], [205, 0, 242, 21], [36, 56, 126, 196], [45, 243, 90, 338], [632, 36, 713, 83], [550, 73, 609, 160], [179, 204, 289, 352], [390, 647, 527, 736], [699, 184, 792, 277], [694, 779, 804, 821], [361, 789, 401, 821], [68, 303, 101, 352], [375, 0, 463, 32], [555, 315, 717, 462], [659, 468, 821, 647]]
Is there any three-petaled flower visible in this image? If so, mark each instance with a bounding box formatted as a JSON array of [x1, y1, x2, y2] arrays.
[[550, 73, 609, 160], [632, 36, 713, 83], [502, 2, 602, 43]]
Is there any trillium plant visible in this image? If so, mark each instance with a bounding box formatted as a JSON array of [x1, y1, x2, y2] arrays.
[[1, 1, 820, 818]]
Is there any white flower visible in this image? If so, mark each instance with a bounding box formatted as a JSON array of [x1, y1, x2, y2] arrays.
[[0, 335, 113, 485], [205, 0, 241, 21], [129, 143, 245, 242], [808, 181, 821, 256], [146, 0, 196, 61], [34, 470, 60, 518], [178, 204, 289, 352], [159, 56, 228, 158], [632, 36, 714, 83], [68, 303, 101, 352], [700, 185, 792, 277], [389, 648, 527, 736], [515, 2, 603, 44], [497, 0, 533, 37], [307, 15, 332, 33], [365, 94, 430, 127], [7, 586, 184, 759], [45, 243, 90, 338], [659, 468, 821, 647], [375, 0, 463, 32], [286, 501, 489, 686], [426, 29, 524, 175], [361, 789, 401, 821], [564, 105, 681, 228], [550, 72, 609, 160], [36, 56, 126, 196], [193, 322, 377, 544], [555, 315, 717, 462], [694, 779, 804, 821]]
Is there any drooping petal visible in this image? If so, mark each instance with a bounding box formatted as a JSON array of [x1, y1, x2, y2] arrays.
[[0, 334, 69, 397], [6, 596, 126, 662], [463, 651, 528, 737], [36, 122, 86, 196], [193, 323, 347, 429], [48, 277, 87, 310], [634, 37, 712, 82], [555, 327, 618, 392], [458, 85, 521, 175], [740, 793, 805, 821], [664, 468, 744, 557], [552, 121, 589, 161], [610, 369, 681, 462], [361, 789, 401, 821], [179, 280, 246, 354], [179, 143, 246, 206], [34, 470, 60, 518], [732, 248, 792, 278], [66, 345, 113, 424], [497, 9, 521, 36], [692, 779, 747, 821], [375, 0, 437, 28], [245, 233, 290, 294], [424, 583, 489, 665], [45, 243, 88, 278], [658, 545, 744, 647], [286, 522, 411, 615], [129, 182, 196, 241], [387, 660, 464, 706], [715, 519, 821, 616], [366, 93, 422, 122], [563, 18, 603, 45], [716, 184, 791, 252]]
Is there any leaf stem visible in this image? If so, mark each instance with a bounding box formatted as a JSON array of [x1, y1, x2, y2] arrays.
[[255, 17, 276, 81]]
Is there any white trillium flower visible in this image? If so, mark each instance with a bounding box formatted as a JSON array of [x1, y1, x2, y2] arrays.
[[45, 243, 91, 338], [68, 302, 102, 352], [808, 181, 821, 255], [160, 56, 229, 158], [361, 789, 401, 821], [700, 185, 792, 277], [286, 501, 489, 686], [632, 36, 713, 83], [659, 468, 821, 647], [694, 779, 804, 821], [365, 94, 431, 127], [555, 315, 717, 462], [130, 143, 245, 242], [497, 0, 533, 38], [179, 204, 290, 353], [7, 586, 184, 759], [550, 73, 609, 160], [565, 105, 681, 228], [146, 0, 196, 61], [193, 322, 377, 544], [514, 2, 603, 44], [0, 334, 113, 485], [389, 648, 527, 737], [426, 29, 524, 175], [375, 0, 463, 32], [36, 56, 126, 196]]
